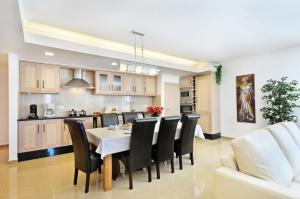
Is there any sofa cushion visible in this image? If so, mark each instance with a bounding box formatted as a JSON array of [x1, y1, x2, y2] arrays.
[[221, 154, 238, 171], [231, 129, 293, 187], [268, 123, 300, 181], [281, 122, 300, 149]]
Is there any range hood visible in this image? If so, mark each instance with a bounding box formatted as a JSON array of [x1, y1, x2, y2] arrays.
[[64, 69, 93, 88]]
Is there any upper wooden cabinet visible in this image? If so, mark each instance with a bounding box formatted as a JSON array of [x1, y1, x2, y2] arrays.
[[20, 62, 60, 93], [95, 71, 124, 95], [180, 76, 193, 88], [124, 74, 144, 95], [144, 76, 157, 96]]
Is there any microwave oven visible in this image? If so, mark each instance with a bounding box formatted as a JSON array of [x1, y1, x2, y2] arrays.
[[180, 88, 193, 99]]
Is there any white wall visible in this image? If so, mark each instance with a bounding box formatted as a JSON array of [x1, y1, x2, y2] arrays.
[[8, 54, 19, 161], [221, 46, 300, 138]]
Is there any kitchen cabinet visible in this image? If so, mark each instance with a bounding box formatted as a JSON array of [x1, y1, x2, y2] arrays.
[[18, 121, 42, 153], [124, 74, 145, 95], [144, 76, 156, 96], [19, 61, 60, 93], [40, 64, 60, 93], [18, 120, 62, 153], [195, 73, 220, 135], [95, 71, 124, 94], [180, 76, 193, 88], [81, 117, 94, 129], [61, 122, 72, 146], [41, 120, 62, 149]]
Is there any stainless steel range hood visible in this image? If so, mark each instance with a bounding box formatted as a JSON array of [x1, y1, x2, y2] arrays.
[[64, 69, 94, 88]]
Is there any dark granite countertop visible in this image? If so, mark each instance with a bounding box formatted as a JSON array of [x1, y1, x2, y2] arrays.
[[18, 115, 98, 121]]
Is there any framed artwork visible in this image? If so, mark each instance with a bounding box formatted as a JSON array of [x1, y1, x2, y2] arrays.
[[236, 74, 256, 123]]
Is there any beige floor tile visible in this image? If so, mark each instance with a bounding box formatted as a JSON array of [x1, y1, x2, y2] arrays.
[[0, 138, 232, 199]]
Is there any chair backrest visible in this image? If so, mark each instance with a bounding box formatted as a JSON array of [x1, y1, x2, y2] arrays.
[[129, 118, 158, 170], [122, 112, 138, 124], [157, 116, 180, 162], [179, 114, 200, 155], [101, 113, 119, 127], [64, 119, 90, 172]]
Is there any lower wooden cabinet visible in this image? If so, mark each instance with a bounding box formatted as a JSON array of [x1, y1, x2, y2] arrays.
[[18, 117, 95, 153], [18, 121, 42, 153], [19, 120, 62, 153], [41, 120, 62, 149], [61, 122, 72, 146]]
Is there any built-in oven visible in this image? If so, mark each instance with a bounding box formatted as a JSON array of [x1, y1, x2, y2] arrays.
[[180, 104, 194, 114]]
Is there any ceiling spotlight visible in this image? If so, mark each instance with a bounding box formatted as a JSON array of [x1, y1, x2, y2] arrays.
[[111, 62, 118, 66], [44, 51, 54, 56]]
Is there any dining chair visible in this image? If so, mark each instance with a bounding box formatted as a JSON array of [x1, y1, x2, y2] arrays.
[[174, 114, 200, 170], [114, 118, 158, 189], [64, 119, 102, 193], [100, 113, 119, 127], [152, 116, 180, 179], [122, 112, 138, 124]]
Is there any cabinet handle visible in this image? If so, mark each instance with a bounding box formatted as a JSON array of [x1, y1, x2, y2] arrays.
[[135, 86, 137, 92], [132, 86, 134, 92], [37, 80, 40, 88], [42, 80, 45, 88], [43, 124, 45, 133], [144, 87, 146, 93], [37, 124, 39, 134]]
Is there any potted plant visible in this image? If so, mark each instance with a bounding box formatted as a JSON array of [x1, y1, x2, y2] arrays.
[[146, 106, 164, 117], [260, 77, 300, 124]]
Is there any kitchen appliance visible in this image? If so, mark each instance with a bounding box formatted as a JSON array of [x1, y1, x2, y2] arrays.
[[180, 104, 194, 114], [180, 88, 194, 101], [64, 69, 93, 89], [44, 103, 55, 117], [68, 109, 77, 117], [28, 104, 38, 119]]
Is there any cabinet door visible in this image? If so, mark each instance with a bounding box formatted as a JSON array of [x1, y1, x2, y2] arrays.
[[180, 76, 193, 88], [82, 117, 94, 129], [195, 75, 211, 113], [40, 64, 60, 93], [111, 73, 123, 94], [95, 71, 111, 94], [18, 121, 42, 153], [19, 62, 41, 93], [123, 74, 135, 95], [144, 76, 156, 96], [41, 120, 62, 149], [198, 113, 212, 133], [61, 121, 72, 146], [134, 75, 144, 95]]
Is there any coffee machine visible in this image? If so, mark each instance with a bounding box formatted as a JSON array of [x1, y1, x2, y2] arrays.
[[28, 104, 38, 119], [44, 103, 55, 118]]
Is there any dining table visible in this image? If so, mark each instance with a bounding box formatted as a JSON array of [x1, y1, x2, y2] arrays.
[[86, 122, 204, 191]]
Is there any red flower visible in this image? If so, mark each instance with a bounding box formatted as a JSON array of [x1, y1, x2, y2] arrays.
[[146, 106, 163, 116]]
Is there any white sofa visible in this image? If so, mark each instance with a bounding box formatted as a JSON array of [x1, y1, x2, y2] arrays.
[[214, 122, 300, 199]]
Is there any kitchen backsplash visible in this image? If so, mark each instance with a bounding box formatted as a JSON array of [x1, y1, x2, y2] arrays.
[[18, 88, 152, 118]]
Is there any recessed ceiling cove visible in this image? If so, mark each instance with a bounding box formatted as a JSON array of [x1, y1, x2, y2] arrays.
[[19, 0, 300, 69]]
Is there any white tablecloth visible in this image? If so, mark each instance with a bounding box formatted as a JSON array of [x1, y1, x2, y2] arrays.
[[86, 122, 204, 158]]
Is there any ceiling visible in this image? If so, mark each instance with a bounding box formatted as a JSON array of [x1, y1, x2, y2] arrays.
[[20, 0, 300, 63]]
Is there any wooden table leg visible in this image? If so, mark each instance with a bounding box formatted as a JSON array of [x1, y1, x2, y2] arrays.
[[103, 155, 112, 191]]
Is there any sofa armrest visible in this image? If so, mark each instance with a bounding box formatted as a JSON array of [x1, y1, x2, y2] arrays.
[[214, 167, 297, 199]]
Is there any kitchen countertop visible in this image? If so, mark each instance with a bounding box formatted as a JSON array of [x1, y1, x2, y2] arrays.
[[17, 115, 97, 121], [18, 112, 147, 121]]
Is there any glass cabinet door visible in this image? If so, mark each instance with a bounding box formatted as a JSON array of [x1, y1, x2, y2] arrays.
[[98, 73, 110, 93], [112, 73, 123, 93]]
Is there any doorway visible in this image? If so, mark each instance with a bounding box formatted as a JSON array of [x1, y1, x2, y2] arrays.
[[164, 83, 180, 116]]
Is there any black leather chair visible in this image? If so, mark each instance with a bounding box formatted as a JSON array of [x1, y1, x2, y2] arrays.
[[64, 119, 102, 193], [122, 112, 138, 124], [114, 118, 157, 189], [174, 114, 200, 170], [100, 113, 119, 127], [152, 116, 180, 179]]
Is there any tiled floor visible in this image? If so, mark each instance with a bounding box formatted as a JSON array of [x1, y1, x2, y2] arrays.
[[0, 138, 232, 199]]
